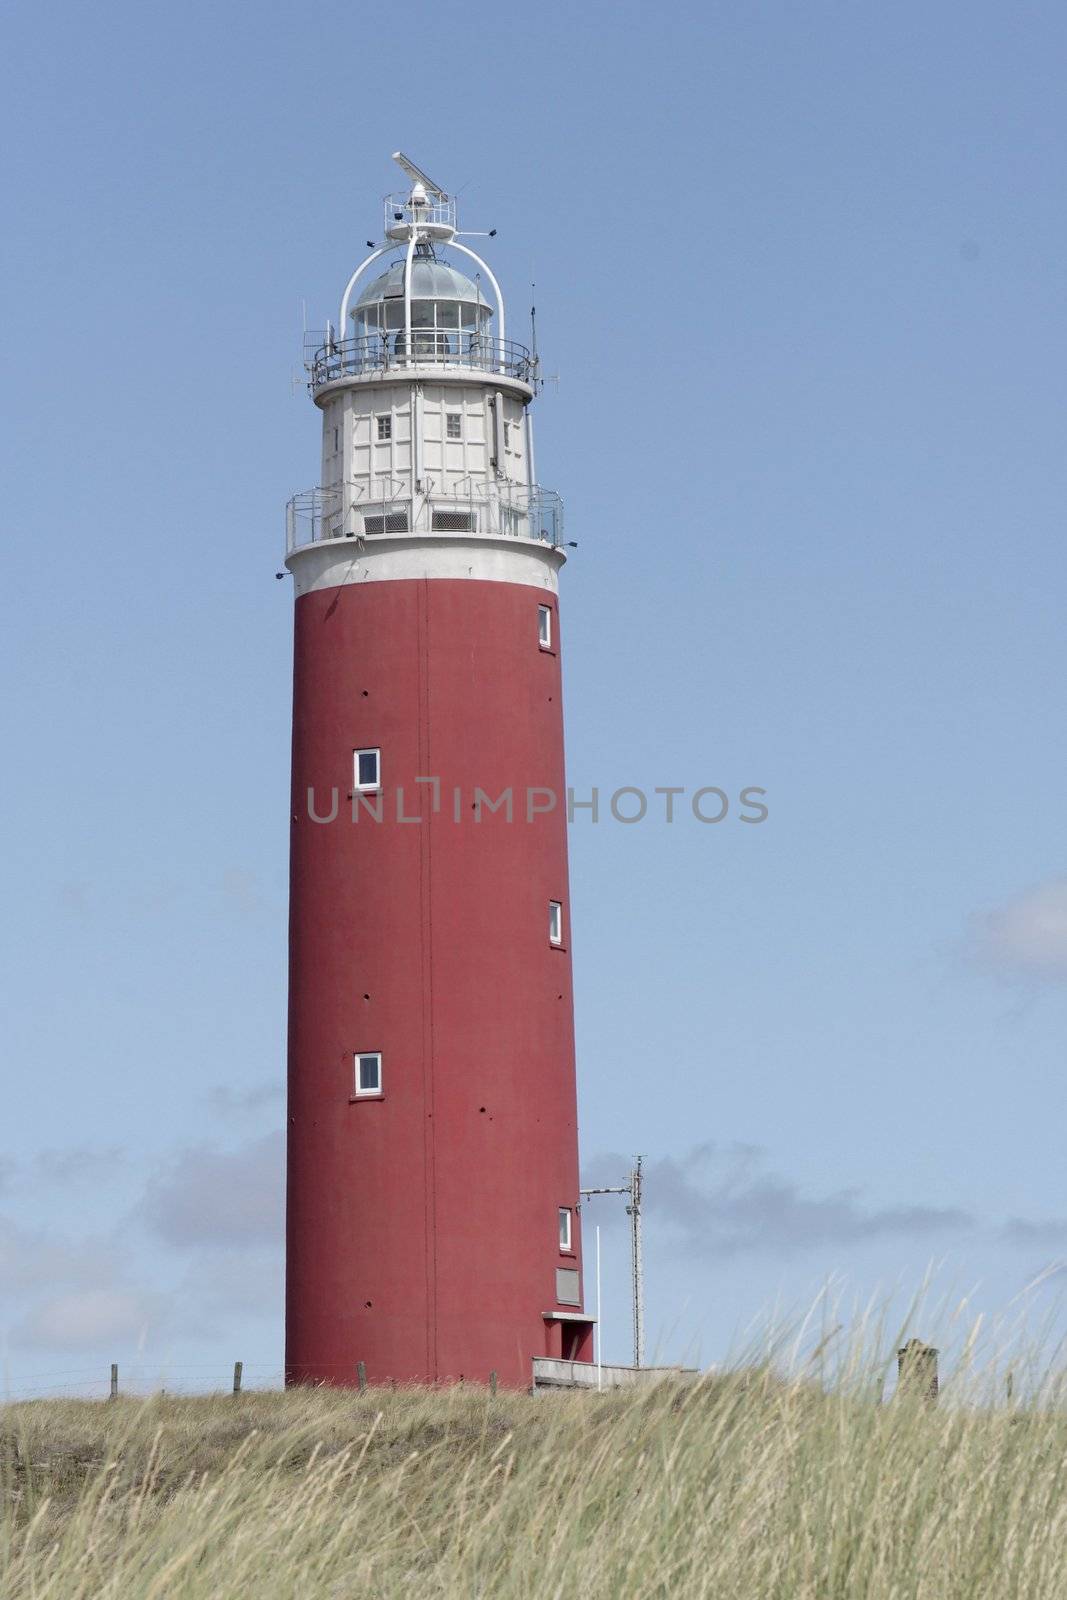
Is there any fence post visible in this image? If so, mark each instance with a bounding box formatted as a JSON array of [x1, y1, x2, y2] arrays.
[[357, 1361, 367, 1393], [233, 1361, 243, 1396], [109, 1363, 118, 1402], [489, 1369, 498, 1397], [897, 1339, 939, 1403]]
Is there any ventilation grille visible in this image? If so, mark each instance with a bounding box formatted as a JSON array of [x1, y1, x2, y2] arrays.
[[431, 510, 476, 533], [363, 511, 410, 536]]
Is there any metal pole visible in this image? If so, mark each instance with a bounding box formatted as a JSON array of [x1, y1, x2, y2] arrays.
[[596, 1224, 602, 1392], [627, 1157, 644, 1368], [581, 1164, 645, 1370]]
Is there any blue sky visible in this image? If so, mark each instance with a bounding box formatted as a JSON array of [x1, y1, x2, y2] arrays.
[[2, 0, 1066, 1393]]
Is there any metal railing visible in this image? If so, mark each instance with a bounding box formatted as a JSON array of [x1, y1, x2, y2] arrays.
[[286, 481, 564, 554], [308, 332, 537, 389], [384, 190, 456, 235]]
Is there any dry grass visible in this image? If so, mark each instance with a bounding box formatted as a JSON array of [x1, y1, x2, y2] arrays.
[[3, 1359, 1067, 1597]]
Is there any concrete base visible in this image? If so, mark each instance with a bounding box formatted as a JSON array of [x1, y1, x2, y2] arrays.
[[531, 1357, 699, 1392]]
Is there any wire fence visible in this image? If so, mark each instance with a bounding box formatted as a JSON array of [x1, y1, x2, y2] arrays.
[[0, 1365, 287, 1403], [0, 1359, 518, 1402]]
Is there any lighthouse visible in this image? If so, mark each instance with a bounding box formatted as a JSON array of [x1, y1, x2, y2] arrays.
[[284, 155, 593, 1388]]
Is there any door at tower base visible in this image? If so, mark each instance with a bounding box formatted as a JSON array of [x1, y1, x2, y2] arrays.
[[284, 562, 591, 1390]]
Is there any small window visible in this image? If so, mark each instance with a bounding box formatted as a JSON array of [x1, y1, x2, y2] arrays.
[[549, 901, 563, 945], [538, 605, 552, 649], [503, 421, 511, 448], [558, 1207, 572, 1251], [446, 412, 462, 439], [354, 748, 380, 791], [354, 1052, 381, 1096], [376, 415, 392, 441], [333, 426, 339, 452]]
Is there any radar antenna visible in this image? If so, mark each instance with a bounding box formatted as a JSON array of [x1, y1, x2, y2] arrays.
[[391, 151, 448, 201]]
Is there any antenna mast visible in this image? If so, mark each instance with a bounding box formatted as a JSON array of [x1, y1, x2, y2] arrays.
[[580, 1154, 645, 1368]]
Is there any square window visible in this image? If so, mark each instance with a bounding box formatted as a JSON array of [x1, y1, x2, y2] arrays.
[[354, 1052, 381, 1096], [446, 412, 462, 439], [556, 1267, 580, 1305], [377, 415, 392, 441], [538, 605, 552, 649], [558, 1207, 572, 1251], [354, 748, 380, 790], [549, 900, 563, 945]]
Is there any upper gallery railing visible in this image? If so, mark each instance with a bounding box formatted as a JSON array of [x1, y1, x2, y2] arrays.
[[308, 332, 537, 389]]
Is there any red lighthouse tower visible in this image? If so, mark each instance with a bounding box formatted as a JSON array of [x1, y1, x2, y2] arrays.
[[284, 155, 593, 1389]]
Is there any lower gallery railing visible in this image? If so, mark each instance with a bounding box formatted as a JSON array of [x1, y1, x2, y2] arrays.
[[286, 483, 564, 553]]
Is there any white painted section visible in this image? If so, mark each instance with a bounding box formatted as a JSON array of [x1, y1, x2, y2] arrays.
[[286, 532, 564, 598], [531, 1358, 699, 1392], [402, 230, 417, 365], [314, 369, 533, 406], [298, 207, 563, 592], [319, 380, 531, 537]]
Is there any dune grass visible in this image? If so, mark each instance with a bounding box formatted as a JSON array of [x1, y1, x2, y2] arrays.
[[3, 1354, 1067, 1598]]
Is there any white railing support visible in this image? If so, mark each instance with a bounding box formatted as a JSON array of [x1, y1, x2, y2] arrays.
[[338, 248, 390, 353], [449, 241, 506, 364]]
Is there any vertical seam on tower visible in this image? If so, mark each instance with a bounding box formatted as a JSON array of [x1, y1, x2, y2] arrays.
[[417, 577, 438, 1381]]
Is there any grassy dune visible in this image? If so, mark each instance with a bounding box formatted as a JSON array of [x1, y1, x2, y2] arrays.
[[3, 1364, 1067, 1598]]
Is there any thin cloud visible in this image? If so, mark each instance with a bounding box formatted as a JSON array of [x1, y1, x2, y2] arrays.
[[32, 1146, 127, 1186], [582, 1145, 974, 1258], [1003, 1218, 1067, 1248], [0, 1213, 160, 1352], [0, 1215, 125, 1294], [140, 1131, 284, 1248], [219, 868, 274, 918], [13, 1288, 165, 1350], [972, 878, 1067, 982], [206, 1082, 284, 1114], [57, 880, 92, 916], [176, 1248, 284, 1335]]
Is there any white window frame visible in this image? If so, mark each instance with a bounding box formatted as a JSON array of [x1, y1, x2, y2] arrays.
[[549, 900, 563, 945], [558, 1206, 572, 1251], [354, 1051, 382, 1097], [353, 747, 381, 791], [446, 411, 462, 439], [376, 414, 392, 441], [538, 605, 552, 649]]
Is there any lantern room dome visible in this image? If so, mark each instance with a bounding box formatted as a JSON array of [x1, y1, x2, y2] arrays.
[[353, 257, 491, 313]]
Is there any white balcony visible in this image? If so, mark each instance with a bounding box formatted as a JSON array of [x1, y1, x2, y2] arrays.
[[306, 332, 536, 394], [286, 482, 564, 555]]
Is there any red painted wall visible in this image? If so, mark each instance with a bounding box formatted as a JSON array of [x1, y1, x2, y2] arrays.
[[285, 574, 590, 1388]]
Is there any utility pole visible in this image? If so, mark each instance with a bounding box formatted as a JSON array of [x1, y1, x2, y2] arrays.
[[580, 1155, 644, 1368], [628, 1156, 644, 1368]]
